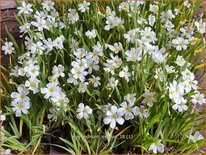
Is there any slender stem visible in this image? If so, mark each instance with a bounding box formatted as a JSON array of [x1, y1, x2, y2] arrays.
[[19, 118, 23, 137]]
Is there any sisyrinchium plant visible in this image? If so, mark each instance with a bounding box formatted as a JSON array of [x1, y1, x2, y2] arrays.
[[0, 0, 205, 154]]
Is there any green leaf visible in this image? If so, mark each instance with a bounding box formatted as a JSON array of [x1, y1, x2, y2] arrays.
[[69, 122, 91, 154]]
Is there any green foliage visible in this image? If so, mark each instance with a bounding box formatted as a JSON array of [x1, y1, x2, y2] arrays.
[[0, 0, 205, 154]]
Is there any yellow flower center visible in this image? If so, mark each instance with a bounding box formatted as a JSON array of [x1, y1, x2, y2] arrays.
[[82, 108, 86, 113], [31, 69, 35, 73], [20, 95, 25, 99], [49, 88, 54, 93], [17, 104, 23, 109], [77, 70, 81, 75], [125, 107, 131, 112], [57, 99, 63, 104], [112, 114, 117, 119], [30, 82, 35, 88]]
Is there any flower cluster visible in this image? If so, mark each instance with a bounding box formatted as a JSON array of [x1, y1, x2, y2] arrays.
[[1, 0, 205, 154]]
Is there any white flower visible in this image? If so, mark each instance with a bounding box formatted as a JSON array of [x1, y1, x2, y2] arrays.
[[0, 88, 3, 95], [59, 22, 66, 29], [195, 19, 205, 34], [85, 29, 97, 39], [109, 54, 122, 68], [119, 101, 137, 120], [2, 42, 14, 55], [43, 38, 54, 53], [73, 48, 87, 59], [104, 62, 115, 75], [184, 80, 198, 93], [42, 1, 55, 11], [98, 10, 105, 18], [136, 105, 149, 118], [35, 32, 44, 40], [78, 1, 90, 12], [172, 37, 188, 51], [104, 16, 118, 31], [53, 35, 65, 49], [188, 131, 204, 142], [124, 30, 136, 43], [0, 149, 11, 154], [25, 64, 40, 78], [46, 16, 57, 28], [184, 1, 191, 8], [89, 76, 101, 87], [160, 10, 175, 22], [107, 42, 123, 54], [18, 67, 27, 76], [124, 93, 136, 104], [86, 52, 99, 63], [71, 58, 88, 69], [167, 29, 178, 39], [119, 66, 131, 82], [17, 1, 33, 15], [41, 83, 60, 99], [174, 8, 180, 15], [34, 10, 46, 20], [71, 67, 88, 82], [164, 20, 174, 30], [31, 19, 49, 31], [52, 64, 65, 77], [141, 27, 157, 44], [172, 98, 188, 112], [124, 29, 140, 43], [47, 108, 57, 122], [180, 26, 194, 38], [25, 78, 39, 94], [30, 41, 45, 54], [104, 54, 122, 74], [142, 89, 157, 107], [19, 23, 31, 33], [168, 81, 179, 100], [165, 65, 176, 74], [169, 81, 185, 104], [152, 52, 166, 64], [149, 140, 164, 154], [119, 2, 129, 12], [103, 103, 112, 115], [11, 85, 30, 104], [105, 6, 116, 18], [148, 15, 156, 26], [87, 59, 99, 74], [68, 9, 79, 24], [76, 103, 92, 119], [125, 48, 142, 62], [108, 77, 118, 89], [154, 68, 164, 82], [51, 92, 69, 107], [92, 42, 103, 56], [175, 55, 186, 66], [67, 73, 78, 85], [191, 92, 205, 105], [0, 110, 6, 122], [182, 69, 195, 82], [11, 101, 30, 117], [116, 17, 124, 28], [48, 75, 59, 85], [103, 105, 124, 128], [149, 4, 158, 14], [78, 82, 88, 93], [137, 18, 147, 25]]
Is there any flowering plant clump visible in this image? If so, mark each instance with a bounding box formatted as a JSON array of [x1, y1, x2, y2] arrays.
[[0, 0, 205, 154]]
